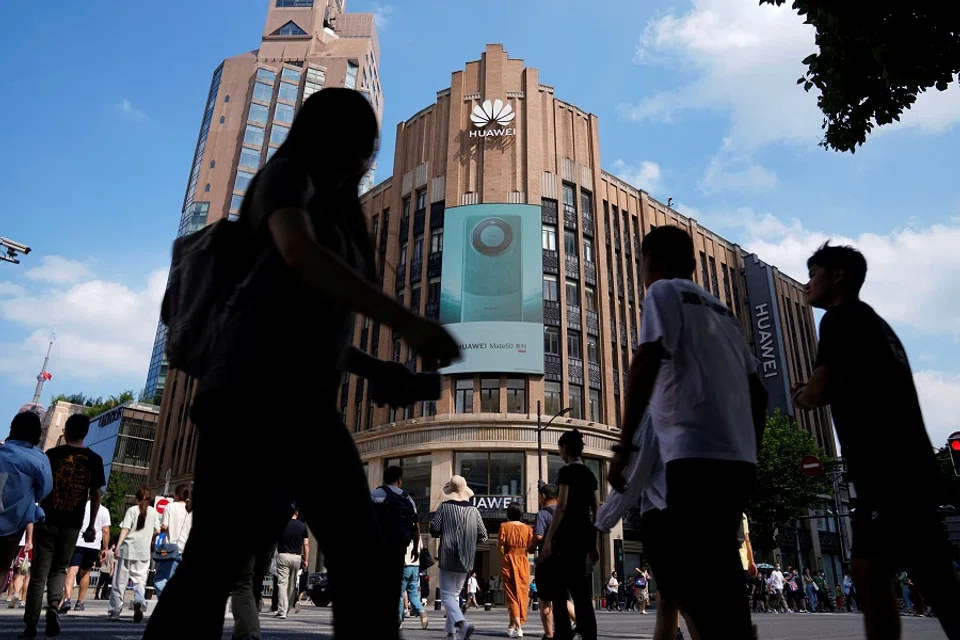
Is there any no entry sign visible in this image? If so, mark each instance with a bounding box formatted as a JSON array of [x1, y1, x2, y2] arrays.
[[154, 496, 171, 515], [800, 455, 823, 478]]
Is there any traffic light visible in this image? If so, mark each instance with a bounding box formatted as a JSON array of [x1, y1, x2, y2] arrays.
[[948, 432, 960, 477]]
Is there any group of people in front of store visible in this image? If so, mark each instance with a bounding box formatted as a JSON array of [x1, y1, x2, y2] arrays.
[[4, 88, 959, 639]]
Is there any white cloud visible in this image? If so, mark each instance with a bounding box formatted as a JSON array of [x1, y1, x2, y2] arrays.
[[612, 159, 663, 194], [621, 0, 960, 151], [700, 153, 778, 193], [0, 267, 167, 384], [114, 98, 149, 122], [704, 210, 960, 338], [914, 370, 960, 447], [0, 282, 24, 296], [372, 3, 394, 29], [25, 255, 93, 285]]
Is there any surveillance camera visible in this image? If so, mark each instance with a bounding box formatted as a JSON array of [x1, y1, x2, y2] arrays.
[[1, 238, 31, 254]]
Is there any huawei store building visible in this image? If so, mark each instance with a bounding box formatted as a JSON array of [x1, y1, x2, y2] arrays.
[[348, 44, 835, 600]]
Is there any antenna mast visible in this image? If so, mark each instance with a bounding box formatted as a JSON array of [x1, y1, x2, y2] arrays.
[[31, 326, 57, 405]]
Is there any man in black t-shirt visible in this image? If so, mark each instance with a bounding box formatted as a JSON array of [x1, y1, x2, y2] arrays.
[[22, 414, 105, 639], [793, 242, 960, 640], [274, 510, 309, 620]]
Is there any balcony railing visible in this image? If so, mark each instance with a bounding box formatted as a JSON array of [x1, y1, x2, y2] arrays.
[[410, 258, 422, 284], [542, 250, 559, 275], [586, 310, 600, 336], [544, 300, 561, 326], [427, 252, 443, 278], [566, 304, 582, 331], [568, 357, 584, 385], [563, 204, 578, 230], [583, 261, 597, 285], [582, 211, 594, 237], [565, 256, 580, 280], [588, 362, 602, 389], [541, 199, 559, 225], [413, 209, 426, 235]]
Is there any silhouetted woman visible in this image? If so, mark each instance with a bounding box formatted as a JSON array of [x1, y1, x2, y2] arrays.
[[144, 88, 458, 640], [540, 430, 599, 640]]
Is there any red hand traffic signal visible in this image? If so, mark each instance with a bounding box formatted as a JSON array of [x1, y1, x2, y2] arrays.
[[948, 432, 960, 476]]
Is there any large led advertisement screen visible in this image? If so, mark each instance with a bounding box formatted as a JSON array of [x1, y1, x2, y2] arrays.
[[439, 203, 544, 374]]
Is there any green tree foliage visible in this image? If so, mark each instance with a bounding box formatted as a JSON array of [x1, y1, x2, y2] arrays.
[[761, 1, 960, 153], [749, 411, 834, 553], [50, 390, 141, 417], [103, 473, 133, 541]]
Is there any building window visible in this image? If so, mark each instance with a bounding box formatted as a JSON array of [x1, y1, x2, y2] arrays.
[[562, 182, 576, 212], [480, 378, 500, 413], [281, 68, 301, 84], [415, 188, 427, 211], [583, 237, 594, 263], [248, 103, 269, 124], [565, 279, 579, 304], [274, 103, 295, 124], [580, 189, 593, 216], [542, 224, 557, 251], [256, 68, 277, 84], [278, 82, 299, 103], [586, 336, 599, 364], [402, 196, 411, 219], [564, 230, 578, 258], [210, 160, 216, 169], [584, 285, 597, 311], [345, 60, 359, 89], [276, 0, 313, 7], [567, 330, 582, 360], [392, 338, 402, 362], [421, 401, 437, 417], [410, 283, 421, 311], [384, 454, 432, 509], [304, 68, 326, 99], [543, 275, 559, 301], [614, 393, 621, 429], [234, 170, 255, 193], [430, 227, 443, 253], [413, 235, 424, 260], [243, 124, 265, 147], [455, 452, 523, 496], [265, 147, 277, 161], [544, 326, 560, 356], [721, 263, 733, 306], [544, 381, 562, 416], [270, 124, 289, 146], [203, 184, 210, 192], [219, 116, 225, 124], [588, 389, 601, 422], [253, 82, 273, 103], [700, 252, 710, 290], [506, 379, 526, 413], [455, 379, 474, 413], [708, 256, 720, 298], [239, 148, 261, 169], [398, 243, 407, 267], [224, 94, 230, 102], [569, 384, 584, 420], [427, 277, 441, 304], [273, 21, 308, 36], [230, 194, 243, 212]]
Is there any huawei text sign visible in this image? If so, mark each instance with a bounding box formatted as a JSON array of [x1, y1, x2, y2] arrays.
[[469, 99, 515, 138]]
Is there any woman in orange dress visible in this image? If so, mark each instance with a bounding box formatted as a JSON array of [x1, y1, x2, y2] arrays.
[[499, 503, 534, 638]]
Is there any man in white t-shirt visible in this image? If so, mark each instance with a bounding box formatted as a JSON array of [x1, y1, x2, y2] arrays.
[[608, 226, 768, 639], [60, 491, 110, 614]]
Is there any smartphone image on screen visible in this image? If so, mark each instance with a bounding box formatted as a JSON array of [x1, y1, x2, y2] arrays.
[[461, 215, 523, 322]]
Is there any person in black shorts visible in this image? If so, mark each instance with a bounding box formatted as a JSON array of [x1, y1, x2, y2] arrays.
[[794, 242, 960, 640]]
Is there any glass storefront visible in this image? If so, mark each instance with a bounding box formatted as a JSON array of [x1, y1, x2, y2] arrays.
[[455, 452, 523, 497], [546, 454, 603, 494], [385, 455, 432, 519]]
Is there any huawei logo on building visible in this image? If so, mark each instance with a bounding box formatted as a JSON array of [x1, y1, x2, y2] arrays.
[[469, 99, 516, 138]]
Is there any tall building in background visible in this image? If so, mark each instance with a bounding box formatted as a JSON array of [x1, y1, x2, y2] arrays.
[[143, 0, 383, 403], [149, 43, 838, 593]]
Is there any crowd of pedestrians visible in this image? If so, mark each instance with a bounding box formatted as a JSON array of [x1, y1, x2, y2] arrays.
[[3, 86, 960, 640]]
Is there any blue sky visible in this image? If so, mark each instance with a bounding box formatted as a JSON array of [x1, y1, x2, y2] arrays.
[[1, 0, 958, 443]]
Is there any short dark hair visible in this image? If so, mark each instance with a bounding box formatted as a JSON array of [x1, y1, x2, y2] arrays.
[[64, 414, 90, 442], [383, 465, 403, 485], [641, 226, 696, 277], [538, 483, 558, 501], [174, 484, 190, 501], [9, 412, 42, 446], [806, 241, 867, 293], [558, 429, 585, 458], [507, 503, 524, 522]]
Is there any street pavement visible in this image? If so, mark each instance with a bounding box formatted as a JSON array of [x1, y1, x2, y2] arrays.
[[0, 599, 951, 638]]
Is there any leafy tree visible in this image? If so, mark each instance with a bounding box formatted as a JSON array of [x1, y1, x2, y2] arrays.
[[103, 473, 133, 541], [749, 411, 834, 554], [762, 1, 960, 153], [82, 390, 136, 418]]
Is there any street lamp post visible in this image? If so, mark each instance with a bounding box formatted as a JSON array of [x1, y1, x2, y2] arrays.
[[536, 401, 572, 487]]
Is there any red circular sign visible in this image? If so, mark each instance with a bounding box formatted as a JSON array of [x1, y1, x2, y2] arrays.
[[800, 455, 823, 478], [154, 497, 171, 515]]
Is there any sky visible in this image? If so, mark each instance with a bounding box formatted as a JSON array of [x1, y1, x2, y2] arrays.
[[0, 0, 958, 445]]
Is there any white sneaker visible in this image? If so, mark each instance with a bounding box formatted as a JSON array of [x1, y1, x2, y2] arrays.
[[517, 628, 524, 638], [508, 629, 517, 638]]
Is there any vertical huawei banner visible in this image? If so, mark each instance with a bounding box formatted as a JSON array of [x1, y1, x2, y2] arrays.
[[439, 203, 545, 374]]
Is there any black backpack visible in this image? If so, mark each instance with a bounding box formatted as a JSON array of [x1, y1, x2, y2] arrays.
[[160, 219, 257, 380], [374, 486, 418, 548]]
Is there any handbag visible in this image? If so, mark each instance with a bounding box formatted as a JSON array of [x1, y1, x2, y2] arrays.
[[153, 506, 187, 563]]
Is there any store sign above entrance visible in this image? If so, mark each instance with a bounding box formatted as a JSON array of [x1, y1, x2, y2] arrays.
[[470, 495, 524, 513], [469, 99, 516, 138]]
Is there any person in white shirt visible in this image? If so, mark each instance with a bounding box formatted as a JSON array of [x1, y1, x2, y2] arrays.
[[608, 226, 768, 640], [153, 484, 192, 597], [769, 565, 788, 614], [108, 487, 160, 623], [605, 571, 621, 612], [60, 492, 110, 613]]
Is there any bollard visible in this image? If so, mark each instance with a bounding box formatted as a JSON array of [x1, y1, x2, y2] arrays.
[[435, 587, 442, 611], [484, 589, 493, 611], [532, 599, 539, 612]]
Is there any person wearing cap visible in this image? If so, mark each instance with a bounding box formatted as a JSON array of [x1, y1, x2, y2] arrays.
[[430, 476, 487, 640]]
